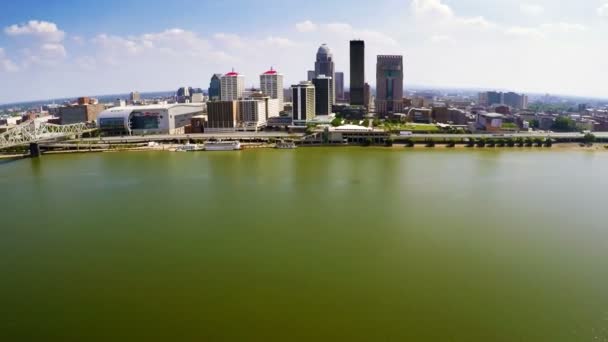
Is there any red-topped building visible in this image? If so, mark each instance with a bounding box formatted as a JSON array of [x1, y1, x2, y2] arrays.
[[260, 67, 284, 109]]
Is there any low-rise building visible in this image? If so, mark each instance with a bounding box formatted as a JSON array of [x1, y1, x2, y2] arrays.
[[477, 112, 504, 132], [96, 103, 203, 135], [58, 103, 105, 125]]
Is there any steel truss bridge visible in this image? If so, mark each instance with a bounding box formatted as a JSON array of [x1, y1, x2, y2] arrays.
[[0, 119, 96, 151]]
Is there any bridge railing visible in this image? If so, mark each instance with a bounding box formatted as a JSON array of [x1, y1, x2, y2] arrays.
[[0, 120, 96, 150]]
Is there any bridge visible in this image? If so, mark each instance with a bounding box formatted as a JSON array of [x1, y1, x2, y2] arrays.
[[0, 119, 96, 157]]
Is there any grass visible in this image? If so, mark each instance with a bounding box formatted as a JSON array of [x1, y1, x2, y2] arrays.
[[383, 123, 440, 132]]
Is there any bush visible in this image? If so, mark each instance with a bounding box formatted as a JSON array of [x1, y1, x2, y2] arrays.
[[583, 133, 596, 145]]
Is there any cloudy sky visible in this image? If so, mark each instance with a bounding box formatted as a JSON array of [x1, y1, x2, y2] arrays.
[[1, 0, 607, 104]]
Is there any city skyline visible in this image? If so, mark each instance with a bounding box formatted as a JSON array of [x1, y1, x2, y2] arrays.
[[1, 0, 608, 104]]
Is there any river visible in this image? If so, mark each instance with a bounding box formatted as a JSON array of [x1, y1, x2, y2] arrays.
[[1, 148, 607, 341]]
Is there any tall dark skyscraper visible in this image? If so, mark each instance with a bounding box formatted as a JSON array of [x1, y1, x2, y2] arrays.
[[335, 72, 344, 101], [313, 75, 332, 116], [314, 44, 335, 105], [376, 55, 404, 115], [208, 74, 222, 101], [350, 40, 365, 106]]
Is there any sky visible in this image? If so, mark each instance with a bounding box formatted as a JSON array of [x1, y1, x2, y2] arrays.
[[1, 0, 607, 104]]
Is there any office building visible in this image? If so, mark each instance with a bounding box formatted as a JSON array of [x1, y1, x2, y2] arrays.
[[220, 70, 245, 101], [129, 91, 141, 103], [350, 40, 365, 106], [238, 100, 266, 130], [177, 87, 193, 103], [58, 98, 105, 125], [208, 74, 222, 101], [292, 81, 316, 123], [375, 55, 404, 115], [503, 92, 528, 110], [479, 91, 528, 109], [335, 72, 344, 101], [307, 70, 315, 81], [249, 93, 281, 120], [313, 75, 332, 116], [479, 91, 503, 107], [314, 44, 335, 105], [206, 101, 239, 132], [260, 67, 284, 109]]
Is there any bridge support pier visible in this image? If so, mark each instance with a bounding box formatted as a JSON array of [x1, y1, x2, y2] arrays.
[[29, 143, 41, 158]]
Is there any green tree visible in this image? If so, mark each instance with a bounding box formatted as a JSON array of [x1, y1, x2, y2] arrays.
[[331, 118, 342, 127], [583, 133, 596, 145], [551, 116, 577, 132], [529, 119, 539, 129]]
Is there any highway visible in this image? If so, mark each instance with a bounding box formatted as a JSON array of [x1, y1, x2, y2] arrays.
[[68, 131, 606, 145], [76, 131, 303, 143], [396, 132, 608, 139]]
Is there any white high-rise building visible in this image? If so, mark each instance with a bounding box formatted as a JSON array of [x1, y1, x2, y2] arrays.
[[260, 67, 284, 110], [220, 70, 245, 101], [291, 81, 316, 123], [237, 97, 280, 130]]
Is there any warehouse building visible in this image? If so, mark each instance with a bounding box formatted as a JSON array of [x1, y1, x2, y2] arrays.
[[96, 103, 203, 135]]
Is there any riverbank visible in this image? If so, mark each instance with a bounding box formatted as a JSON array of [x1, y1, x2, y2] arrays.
[[3, 142, 608, 158]]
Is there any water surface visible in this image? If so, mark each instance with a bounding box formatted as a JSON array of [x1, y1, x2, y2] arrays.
[[1, 148, 608, 341]]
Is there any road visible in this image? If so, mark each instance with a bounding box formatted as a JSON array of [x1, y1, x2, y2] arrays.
[[396, 132, 608, 139], [76, 132, 303, 143], [68, 131, 606, 144]]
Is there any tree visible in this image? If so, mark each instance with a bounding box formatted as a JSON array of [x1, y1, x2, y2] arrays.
[[331, 118, 342, 127], [529, 119, 539, 129], [583, 133, 596, 145], [551, 116, 577, 132]]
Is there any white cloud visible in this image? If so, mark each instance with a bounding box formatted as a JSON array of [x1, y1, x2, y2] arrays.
[[505, 22, 587, 40], [0, 47, 19, 72], [412, 0, 453, 18], [213, 32, 246, 49], [75, 56, 96, 71], [411, 0, 496, 30], [430, 34, 454, 44], [505, 26, 545, 39], [540, 22, 587, 33], [40, 43, 67, 58], [320, 22, 398, 46], [262, 36, 296, 48], [295, 20, 317, 32], [4, 20, 65, 42], [598, 3, 608, 17], [520, 4, 544, 16]]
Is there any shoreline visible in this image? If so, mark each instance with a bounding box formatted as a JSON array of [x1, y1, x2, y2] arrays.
[[2, 142, 608, 158]]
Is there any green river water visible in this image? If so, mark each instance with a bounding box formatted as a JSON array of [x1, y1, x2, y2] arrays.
[[1, 148, 608, 341]]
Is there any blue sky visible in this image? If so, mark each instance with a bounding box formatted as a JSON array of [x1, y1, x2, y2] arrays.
[[1, 0, 608, 103]]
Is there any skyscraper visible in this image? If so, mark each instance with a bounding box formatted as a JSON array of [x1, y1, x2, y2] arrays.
[[220, 70, 245, 101], [260, 67, 284, 109], [291, 81, 316, 123], [350, 40, 365, 106], [177, 86, 193, 103], [375, 55, 404, 115], [129, 91, 141, 103], [314, 44, 335, 105], [307, 70, 315, 82], [208, 74, 222, 101], [335, 72, 344, 101], [313, 75, 332, 116]]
